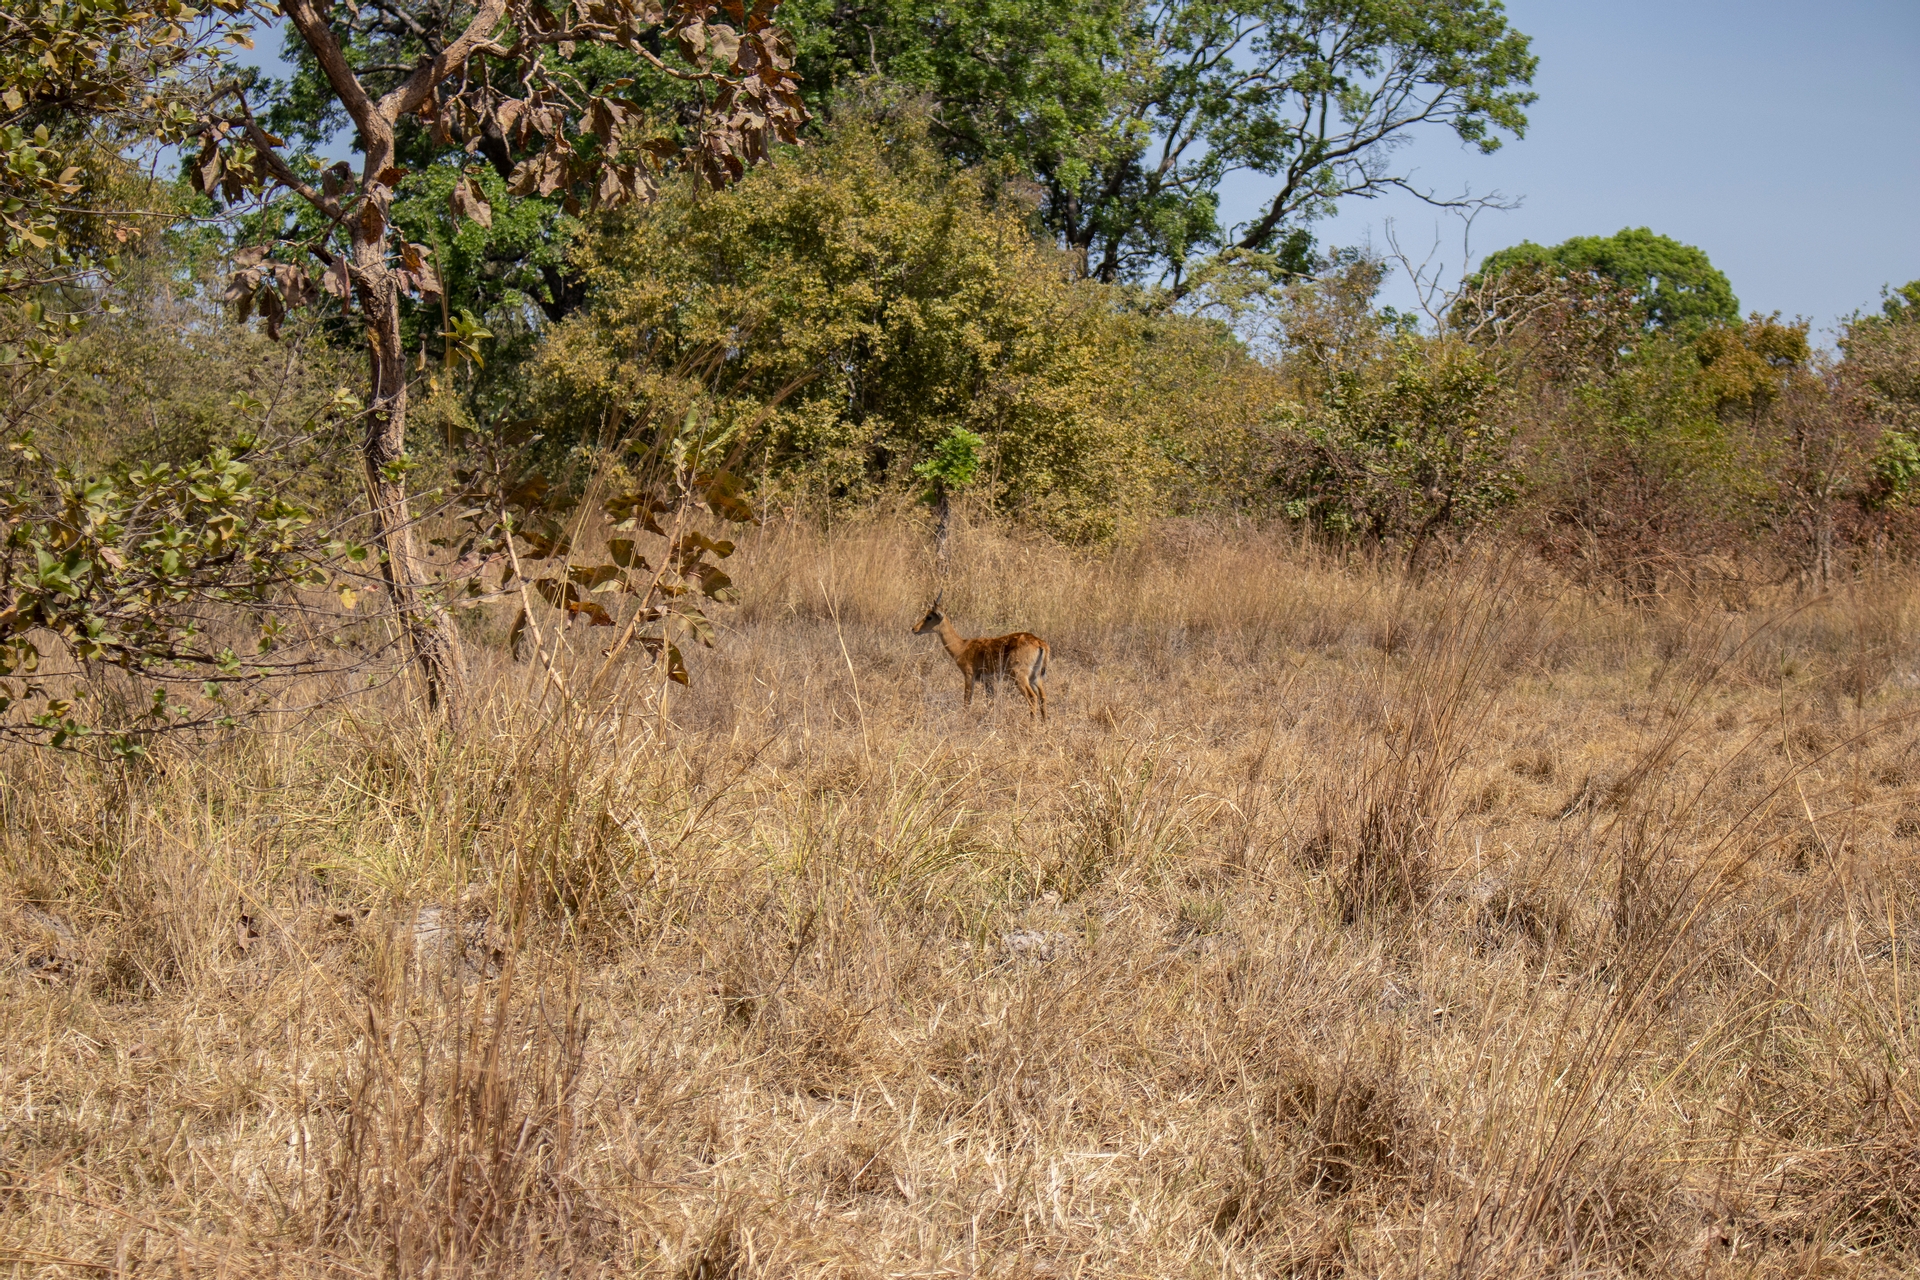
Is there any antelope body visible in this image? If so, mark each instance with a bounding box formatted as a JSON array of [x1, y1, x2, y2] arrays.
[[912, 593, 1049, 721]]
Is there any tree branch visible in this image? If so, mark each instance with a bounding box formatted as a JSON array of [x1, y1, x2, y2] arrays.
[[378, 0, 511, 123], [280, 0, 384, 139], [244, 121, 343, 220]]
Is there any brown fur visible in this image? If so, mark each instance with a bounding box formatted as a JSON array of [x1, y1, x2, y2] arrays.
[[912, 596, 1049, 721]]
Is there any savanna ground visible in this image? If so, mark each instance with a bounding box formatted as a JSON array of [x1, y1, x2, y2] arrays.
[[5, 517, 1919, 1278]]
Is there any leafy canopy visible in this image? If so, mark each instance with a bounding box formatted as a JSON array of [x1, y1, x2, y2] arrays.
[[2, 0, 244, 364], [1475, 227, 1739, 333], [533, 110, 1286, 539], [1876, 280, 1920, 326], [251, 0, 767, 329], [783, 0, 1536, 289]]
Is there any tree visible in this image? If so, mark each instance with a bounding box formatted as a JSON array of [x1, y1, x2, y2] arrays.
[[533, 113, 1170, 542], [1, 379, 360, 755], [1841, 281, 1920, 515], [1877, 280, 1920, 326], [913, 426, 982, 573], [1, 0, 235, 365], [784, 0, 1536, 290], [0, 0, 411, 757], [190, 0, 807, 724], [257, 4, 705, 330], [1475, 227, 1739, 333]]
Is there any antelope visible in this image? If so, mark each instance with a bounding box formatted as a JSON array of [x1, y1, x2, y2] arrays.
[[912, 591, 1050, 721]]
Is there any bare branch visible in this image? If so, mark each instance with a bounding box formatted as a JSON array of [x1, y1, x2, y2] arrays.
[[378, 0, 511, 124]]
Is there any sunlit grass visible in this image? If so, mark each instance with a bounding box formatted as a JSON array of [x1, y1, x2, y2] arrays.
[[3, 516, 1917, 1277]]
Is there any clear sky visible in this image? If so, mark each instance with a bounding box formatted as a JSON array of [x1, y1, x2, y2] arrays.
[[1217, 0, 1920, 342]]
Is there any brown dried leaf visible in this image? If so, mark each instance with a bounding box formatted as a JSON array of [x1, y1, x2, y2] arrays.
[[567, 563, 625, 591], [586, 97, 621, 144], [448, 174, 494, 227], [278, 265, 316, 309], [192, 140, 224, 195], [358, 187, 389, 240], [321, 256, 352, 300], [260, 287, 287, 340], [677, 18, 707, 58], [223, 269, 257, 320], [569, 598, 614, 626], [536, 151, 568, 198], [494, 97, 525, 137], [594, 163, 628, 210]]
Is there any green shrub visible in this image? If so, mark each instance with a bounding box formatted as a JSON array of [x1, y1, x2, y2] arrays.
[[529, 108, 1279, 541], [1271, 332, 1517, 564]]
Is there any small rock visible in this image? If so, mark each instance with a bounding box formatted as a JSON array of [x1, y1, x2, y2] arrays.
[[19, 906, 78, 983], [998, 929, 1075, 966], [402, 889, 506, 978]]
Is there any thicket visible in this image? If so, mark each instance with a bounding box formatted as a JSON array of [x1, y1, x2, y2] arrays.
[[528, 106, 1282, 541], [12, 127, 1920, 753], [522, 133, 1920, 591]]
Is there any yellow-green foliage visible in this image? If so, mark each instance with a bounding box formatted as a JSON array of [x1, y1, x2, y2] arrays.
[[530, 113, 1280, 540], [1106, 307, 1290, 515], [1845, 292, 1920, 437], [11, 244, 357, 507]]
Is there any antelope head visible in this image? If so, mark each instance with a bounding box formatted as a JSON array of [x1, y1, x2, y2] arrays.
[[912, 589, 945, 635]]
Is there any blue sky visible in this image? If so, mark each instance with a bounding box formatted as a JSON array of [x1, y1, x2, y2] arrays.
[[1217, 0, 1920, 342]]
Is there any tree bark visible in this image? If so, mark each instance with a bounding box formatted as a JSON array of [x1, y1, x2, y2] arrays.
[[932, 481, 953, 577], [352, 231, 468, 725]]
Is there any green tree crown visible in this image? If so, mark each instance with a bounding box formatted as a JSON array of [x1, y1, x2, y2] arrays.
[[1474, 227, 1738, 332], [782, 0, 1536, 291]]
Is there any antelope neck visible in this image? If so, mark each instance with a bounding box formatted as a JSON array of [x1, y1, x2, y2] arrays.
[[934, 618, 970, 661]]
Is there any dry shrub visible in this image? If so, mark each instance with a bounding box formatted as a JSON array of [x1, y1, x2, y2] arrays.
[[1211, 1033, 1431, 1272], [320, 962, 595, 1274], [1775, 1123, 1920, 1252], [1317, 563, 1529, 921], [1048, 739, 1210, 899], [1473, 881, 1576, 959]]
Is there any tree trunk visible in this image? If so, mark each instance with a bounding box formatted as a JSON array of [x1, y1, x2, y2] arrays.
[[353, 234, 468, 726], [932, 481, 953, 577]]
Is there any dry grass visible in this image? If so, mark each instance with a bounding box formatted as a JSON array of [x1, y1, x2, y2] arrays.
[[5, 515, 1920, 1277]]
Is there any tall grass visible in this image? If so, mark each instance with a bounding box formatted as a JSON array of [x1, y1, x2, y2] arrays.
[[3, 515, 1918, 1277]]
